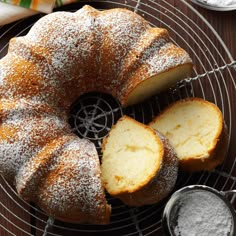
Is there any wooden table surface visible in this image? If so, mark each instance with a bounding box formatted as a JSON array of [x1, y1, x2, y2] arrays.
[[190, 2, 236, 60], [0, 1, 236, 235]]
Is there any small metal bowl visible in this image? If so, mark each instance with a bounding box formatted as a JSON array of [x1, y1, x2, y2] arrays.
[[191, 0, 236, 11], [162, 185, 236, 236]]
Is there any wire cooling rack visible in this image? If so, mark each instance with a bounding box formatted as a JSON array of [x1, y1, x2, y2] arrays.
[[0, 0, 236, 235]]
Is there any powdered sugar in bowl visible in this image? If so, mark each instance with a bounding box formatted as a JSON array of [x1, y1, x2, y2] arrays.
[[162, 185, 236, 236]]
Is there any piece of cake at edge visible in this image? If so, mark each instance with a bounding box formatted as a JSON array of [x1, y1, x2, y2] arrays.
[[0, 5, 192, 223], [149, 97, 229, 172], [101, 116, 178, 206]]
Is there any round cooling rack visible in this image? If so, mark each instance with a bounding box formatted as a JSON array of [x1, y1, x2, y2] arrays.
[[0, 0, 236, 235]]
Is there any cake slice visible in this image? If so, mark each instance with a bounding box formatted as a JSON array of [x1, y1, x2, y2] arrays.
[[101, 115, 178, 206], [149, 98, 229, 172]]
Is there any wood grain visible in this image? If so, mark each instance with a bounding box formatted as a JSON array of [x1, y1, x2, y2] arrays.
[[188, 1, 236, 59], [0, 176, 32, 236]]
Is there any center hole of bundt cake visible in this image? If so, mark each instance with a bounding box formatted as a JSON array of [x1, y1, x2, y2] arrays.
[[69, 92, 123, 146]]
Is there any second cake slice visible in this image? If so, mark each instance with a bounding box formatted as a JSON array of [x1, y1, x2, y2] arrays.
[[149, 97, 229, 172]]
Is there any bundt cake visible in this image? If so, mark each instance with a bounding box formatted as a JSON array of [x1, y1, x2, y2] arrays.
[[149, 98, 229, 172], [101, 116, 178, 206], [0, 5, 192, 223]]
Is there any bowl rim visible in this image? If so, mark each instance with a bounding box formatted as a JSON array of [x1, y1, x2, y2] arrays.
[[162, 184, 236, 236]]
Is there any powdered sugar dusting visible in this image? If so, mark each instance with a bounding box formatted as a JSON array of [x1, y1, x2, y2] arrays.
[[0, 68, 7, 86], [15, 135, 72, 199], [144, 42, 192, 75], [0, 5, 191, 109], [37, 139, 109, 223], [0, 99, 70, 181], [0, 5, 191, 223], [117, 27, 192, 102], [25, 7, 152, 97], [97, 9, 149, 89], [149, 131, 178, 201]]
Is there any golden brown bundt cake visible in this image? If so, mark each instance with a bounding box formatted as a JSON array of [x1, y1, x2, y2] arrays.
[[101, 116, 178, 206], [0, 5, 192, 223], [3, 5, 193, 109], [149, 98, 229, 172]]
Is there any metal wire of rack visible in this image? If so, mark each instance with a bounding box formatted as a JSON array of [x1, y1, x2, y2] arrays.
[[0, 0, 236, 235]]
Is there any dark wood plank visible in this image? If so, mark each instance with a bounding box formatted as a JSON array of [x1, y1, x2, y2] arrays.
[[0, 176, 32, 236], [187, 0, 236, 59]]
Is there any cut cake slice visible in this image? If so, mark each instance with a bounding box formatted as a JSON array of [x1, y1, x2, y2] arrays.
[[149, 98, 229, 172], [101, 115, 178, 206]]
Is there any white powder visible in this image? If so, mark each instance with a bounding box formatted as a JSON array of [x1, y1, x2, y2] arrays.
[[174, 190, 233, 236], [197, 0, 236, 7]]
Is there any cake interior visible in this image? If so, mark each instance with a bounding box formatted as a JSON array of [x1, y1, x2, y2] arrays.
[[150, 100, 222, 160], [125, 64, 192, 106], [102, 117, 163, 195]]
